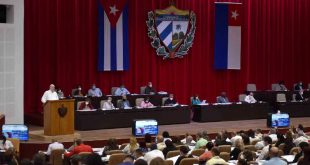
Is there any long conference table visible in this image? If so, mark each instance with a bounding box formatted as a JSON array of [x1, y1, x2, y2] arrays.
[[75, 105, 190, 130], [277, 101, 310, 117], [192, 102, 272, 122]]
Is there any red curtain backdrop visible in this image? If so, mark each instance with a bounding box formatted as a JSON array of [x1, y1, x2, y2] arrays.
[[24, 0, 310, 113]]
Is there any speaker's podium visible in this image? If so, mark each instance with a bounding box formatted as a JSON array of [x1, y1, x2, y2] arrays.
[[44, 99, 75, 136]]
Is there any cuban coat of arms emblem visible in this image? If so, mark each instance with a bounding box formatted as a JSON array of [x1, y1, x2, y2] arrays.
[[146, 5, 196, 59]]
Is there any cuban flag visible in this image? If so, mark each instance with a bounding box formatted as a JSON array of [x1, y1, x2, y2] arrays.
[[214, 2, 242, 70], [98, 0, 129, 71]]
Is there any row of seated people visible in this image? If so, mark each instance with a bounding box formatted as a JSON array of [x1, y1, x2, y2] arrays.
[[77, 94, 178, 111], [27, 124, 310, 165]]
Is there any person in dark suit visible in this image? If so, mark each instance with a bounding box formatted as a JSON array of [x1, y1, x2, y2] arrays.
[[145, 82, 156, 94], [295, 90, 305, 101], [293, 142, 309, 163], [164, 94, 177, 106], [294, 81, 303, 91]]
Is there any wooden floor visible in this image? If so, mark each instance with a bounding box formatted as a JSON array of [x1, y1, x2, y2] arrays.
[[26, 117, 310, 143]]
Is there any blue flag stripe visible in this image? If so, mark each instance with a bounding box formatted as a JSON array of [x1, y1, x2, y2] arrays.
[[110, 28, 117, 70], [123, 4, 129, 70], [214, 4, 229, 69]]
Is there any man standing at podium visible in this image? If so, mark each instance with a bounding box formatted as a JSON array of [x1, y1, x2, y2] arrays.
[[41, 84, 59, 104]]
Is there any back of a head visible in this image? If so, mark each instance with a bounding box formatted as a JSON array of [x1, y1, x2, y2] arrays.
[[134, 159, 147, 165], [165, 140, 174, 147], [156, 135, 164, 143], [76, 139, 82, 145], [85, 153, 105, 165], [150, 143, 157, 151], [180, 146, 190, 155], [269, 147, 279, 158], [196, 132, 202, 139], [241, 150, 254, 162], [211, 147, 220, 156], [299, 142, 309, 150], [144, 133, 152, 143], [263, 136, 272, 145], [33, 153, 46, 165], [123, 155, 135, 164], [162, 131, 170, 138], [186, 135, 193, 144], [149, 157, 165, 165], [70, 155, 82, 165], [206, 142, 214, 151], [20, 159, 33, 165]]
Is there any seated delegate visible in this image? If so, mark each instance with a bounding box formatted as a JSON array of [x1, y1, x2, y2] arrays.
[[145, 82, 156, 94], [78, 98, 94, 110], [87, 84, 103, 97], [114, 84, 130, 96], [191, 95, 201, 105], [117, 95, 131, 109], [140, 97, 154, 108], [102, 97, 115, 110], [217, 92, 229, 103], [244, 92, 257, 103], [164, 94, 178, 106]]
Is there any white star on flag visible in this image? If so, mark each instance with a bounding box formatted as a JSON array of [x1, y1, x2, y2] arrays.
[[231, 10, 239, 20], [110, 5, 119, 16]]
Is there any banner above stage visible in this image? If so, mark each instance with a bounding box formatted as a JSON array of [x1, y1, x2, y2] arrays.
[[146, 5, 196, 59], [214, 2, 242, 70]]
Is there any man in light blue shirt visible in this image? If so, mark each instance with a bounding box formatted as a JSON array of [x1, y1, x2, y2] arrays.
[[114, 84, 130, 96], [87, 84, 103, 97], [263, 147, 287, 165]]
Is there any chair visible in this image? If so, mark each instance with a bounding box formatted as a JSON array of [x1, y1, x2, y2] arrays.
[[292, 94, 296, 102], [179, 158, 199, 165], [219, 152, 230, 162], [108, 153, 127, 165], [278, 143, 285, 151], [289, 147, 300, 155], [189, 97, 193, 105], [140, 86, 146, 94], [100, 100, 107, 109], [135, 98, 144, 107], [76, 101, 84, 110], [117, 100, 123, 108], [107, 150, 123, 155], [247, 84, 257, 91], [162, 97, 169, 106], [308, 83, 310, 90], [276, 93, 286, 102], [239, 94, 246, 102], [293, 83, 298, 91], [164, 160, 173, 165], [219, 145, 231, 153], [271, 84, 278, 91], [111, 87, 118, 95], [71, 88, 77, 96], [191, 149, 205, 157], [244, 145, 256, 152], [166, 150, 180, 158], [49, 149, 65, 165], [216, 96, 221, 103], [8, 138, 20, 155], [120, 143, 128, 150]]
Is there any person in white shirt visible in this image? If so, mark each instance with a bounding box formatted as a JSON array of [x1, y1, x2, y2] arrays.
[[46, 139, 64, 156], [0, 135, 14, 150], [230, 132, 242, 146], [257, 136, 272, 160], [244, 92, 257, 103], [156, 135, 166, 151], [144, 144, 164, 164], [268, 128, 278, 143], [41, 84, 59, 104], [102, 97, 115, 110]]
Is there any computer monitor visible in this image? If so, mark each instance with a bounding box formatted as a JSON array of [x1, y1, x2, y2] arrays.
[[132, 119, 158, 136], [267, 113, 290, 128], [2, 124, 29, 141]]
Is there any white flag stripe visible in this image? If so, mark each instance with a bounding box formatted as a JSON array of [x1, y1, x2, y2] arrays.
[[104, 12, 111, 71], [157, 21, 171, 34], [116, 13, 124, 71], [227, 26, 241, 69], [163, 32, 172, 48]]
